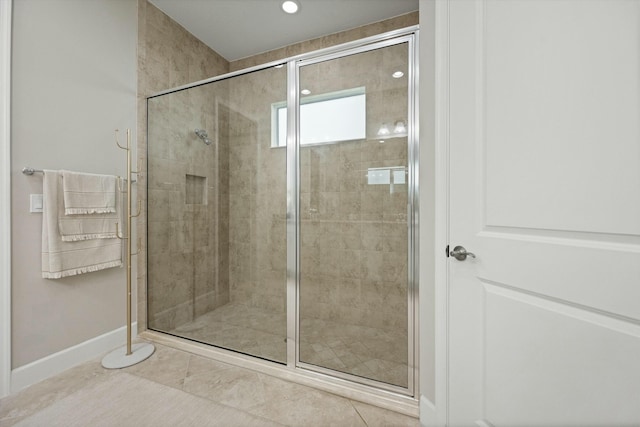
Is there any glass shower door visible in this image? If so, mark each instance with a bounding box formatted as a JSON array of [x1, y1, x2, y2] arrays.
[[297, 41, 413, 390], [147, 65, 288, 363], [146, 33, 417, 391]]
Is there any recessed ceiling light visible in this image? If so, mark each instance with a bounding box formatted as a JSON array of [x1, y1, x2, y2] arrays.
[[301, 89, 311, 95], [392, 71, 404, 79], [282, 1, 299, 14]]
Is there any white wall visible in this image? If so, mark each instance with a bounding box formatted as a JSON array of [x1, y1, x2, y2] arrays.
[[11, 0, 137, 372], [419, 0, 437, 424], [1, 0, 13, 398]]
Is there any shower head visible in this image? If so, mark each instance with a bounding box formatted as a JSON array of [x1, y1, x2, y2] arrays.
[[194, 128, 212, 145]]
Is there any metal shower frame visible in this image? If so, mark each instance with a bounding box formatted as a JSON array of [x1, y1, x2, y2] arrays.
[[147, 25, 420, 399]]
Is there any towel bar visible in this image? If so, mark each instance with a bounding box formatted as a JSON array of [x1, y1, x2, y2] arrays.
[[22, 167, 136, 182], [22, 167, 43, 175]]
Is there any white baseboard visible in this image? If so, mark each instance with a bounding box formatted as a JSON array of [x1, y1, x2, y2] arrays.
[[10, 323, 137, 394], [420, 394, 438, 427]]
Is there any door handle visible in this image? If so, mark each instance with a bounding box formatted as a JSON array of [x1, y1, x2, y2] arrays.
[[449, 245, 476, 261]]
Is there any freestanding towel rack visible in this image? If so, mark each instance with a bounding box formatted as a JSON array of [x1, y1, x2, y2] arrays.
[[101, 129, 154, 369]]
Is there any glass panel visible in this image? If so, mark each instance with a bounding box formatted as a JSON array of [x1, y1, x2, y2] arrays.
[[298, 43, 410, 388], [147, 65, 288, 363]]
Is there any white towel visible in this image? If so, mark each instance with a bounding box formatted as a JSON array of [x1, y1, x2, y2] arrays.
[[62, 170, 116, 215], [42, 170, 123, 279], [58, 177, 123, 242]]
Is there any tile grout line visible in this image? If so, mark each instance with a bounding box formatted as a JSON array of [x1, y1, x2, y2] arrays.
[[350, 399, 370, 427], [158, 349, 287, 426], [125, 362, 286, 427], [0, 365, 121, 427], [182, 353, 193, 390]]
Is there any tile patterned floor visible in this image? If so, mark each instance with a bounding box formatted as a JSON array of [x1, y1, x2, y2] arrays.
[[0, 343, 419, 427], [168, 303, 409, 388], [170, 303, 288, 363]]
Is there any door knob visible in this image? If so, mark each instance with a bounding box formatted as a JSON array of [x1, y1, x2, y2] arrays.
[[449, 245, 476, 261]]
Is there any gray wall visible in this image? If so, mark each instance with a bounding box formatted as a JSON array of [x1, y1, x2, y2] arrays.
[[11, 0, 137, 368]]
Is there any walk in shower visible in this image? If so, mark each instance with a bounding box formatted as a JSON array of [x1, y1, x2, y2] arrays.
[[146, 29, 418, 396]]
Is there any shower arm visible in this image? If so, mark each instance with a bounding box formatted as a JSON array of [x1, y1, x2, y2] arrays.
[[195, 128, 212, 145]]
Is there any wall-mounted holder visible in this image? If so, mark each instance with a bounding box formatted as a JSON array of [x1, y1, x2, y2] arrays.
[[101, 129, 155, 369]]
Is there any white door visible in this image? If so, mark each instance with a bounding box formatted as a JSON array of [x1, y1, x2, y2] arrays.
[[446, 1, 640, 425]]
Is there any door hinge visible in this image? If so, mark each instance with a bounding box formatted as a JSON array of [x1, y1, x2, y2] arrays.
[[445, 244, 450, 257]]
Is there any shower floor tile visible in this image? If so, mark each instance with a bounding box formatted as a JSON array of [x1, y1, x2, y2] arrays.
[[170, 303, 288, 363], [168, 302, 409, 388]]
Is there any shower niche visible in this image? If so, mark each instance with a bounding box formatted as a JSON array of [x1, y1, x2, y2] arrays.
[[185, 175, 207, 205], [146, 30, 418, 396]]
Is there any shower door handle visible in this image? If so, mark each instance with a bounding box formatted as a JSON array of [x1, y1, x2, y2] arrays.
[[449, 245, 476, 261]]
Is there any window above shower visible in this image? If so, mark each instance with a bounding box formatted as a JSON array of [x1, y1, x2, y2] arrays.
[[271, 87, 366, 147]]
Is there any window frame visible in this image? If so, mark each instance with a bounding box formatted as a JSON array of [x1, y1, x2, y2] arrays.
[[271, 86, 366, 148]]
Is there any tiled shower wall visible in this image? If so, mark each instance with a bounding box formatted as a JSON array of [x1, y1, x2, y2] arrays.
[[137, 0, 229, 331], [224, 68, 288, 315], [298, 44, 410, 335], [147, 85, 230, 330], [139, 1, 417, 334], [218, 45, 411, 335]]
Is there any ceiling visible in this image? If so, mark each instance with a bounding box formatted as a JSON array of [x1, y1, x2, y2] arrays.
[[148, 0, 419, 62]]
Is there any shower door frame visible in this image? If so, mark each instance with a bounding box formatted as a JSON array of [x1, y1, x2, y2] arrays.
[[286, 34, 420, 397], [146, 25, 420, 399]]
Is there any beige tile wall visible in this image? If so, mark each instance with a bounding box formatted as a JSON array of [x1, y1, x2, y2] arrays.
[[148, 62, 288, 334], [138, 0, 229, 331], [147, 85, 227, 331], [224, 15, 416, 333], [298, 43, 410, 337], [140, 3, 417, 341], [223, 68, 288, 316]]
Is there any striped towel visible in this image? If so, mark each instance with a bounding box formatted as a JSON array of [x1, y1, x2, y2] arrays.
[[42, 171, 123, 279], [61, 170, 117, 215], [58, 177, 123, 242]]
